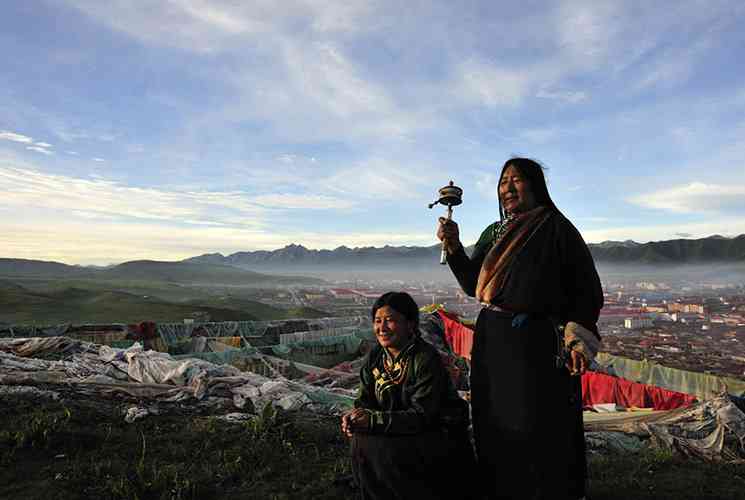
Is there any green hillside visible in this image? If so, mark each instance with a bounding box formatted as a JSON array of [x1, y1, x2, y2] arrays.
[[0, 284, 327, 325], [97, 260, 323, 285], [0, 258, 325, 286]]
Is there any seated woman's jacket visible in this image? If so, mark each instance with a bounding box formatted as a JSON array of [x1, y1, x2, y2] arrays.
[[354, 337, 469, 435]]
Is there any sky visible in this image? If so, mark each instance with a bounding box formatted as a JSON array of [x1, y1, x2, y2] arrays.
[[2, 0, 745, 265]]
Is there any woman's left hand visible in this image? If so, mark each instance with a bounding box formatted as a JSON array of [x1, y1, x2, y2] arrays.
[[566, 350, 587, 376], [341, 408, 370, 437]]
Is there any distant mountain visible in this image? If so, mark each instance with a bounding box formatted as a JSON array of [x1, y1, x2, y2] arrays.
[[96, 260, 323, 285], [592, 240, 641, 249], [184, 243, 444, 270], [0, 258, 91, 278], [589, 235, 745, 263], [185, 234, 745, 270], [0, 258, 323, 285]]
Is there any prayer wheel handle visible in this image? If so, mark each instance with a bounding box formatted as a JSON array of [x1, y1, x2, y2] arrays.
[[428, 180, 463, 265]]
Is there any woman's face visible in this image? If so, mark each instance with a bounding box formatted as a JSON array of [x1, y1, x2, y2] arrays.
[[373, 305, 414, 352], [498, 165, 536, 214]]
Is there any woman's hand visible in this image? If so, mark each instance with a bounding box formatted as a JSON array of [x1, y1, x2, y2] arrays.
[[437, 217, 461, 254], [565, 350, 588, 376], [341, 408, 370, 437]]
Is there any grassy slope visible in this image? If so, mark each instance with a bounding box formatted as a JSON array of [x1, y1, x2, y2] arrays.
[[0, 283, 328, 324], [0, 398, 353, 500], [1, 397, 743, 500]]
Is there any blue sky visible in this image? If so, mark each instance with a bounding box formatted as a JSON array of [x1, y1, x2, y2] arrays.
[[2, 0, 745, 265]]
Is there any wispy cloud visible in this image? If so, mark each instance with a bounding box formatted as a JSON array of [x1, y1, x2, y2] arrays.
[[628, 182, 745, 214], [0, 163, 360, 230], [0, 215, 435, 265], [252, 193, 354, 210], [454, 59, 532, 108], [536, 88, 587, 104], [26, 146, 53, 155], [475, 173, 499, 200], [324, 158, 432, 200], [92, 157, 106, 162], [0, 131, 34, 144]]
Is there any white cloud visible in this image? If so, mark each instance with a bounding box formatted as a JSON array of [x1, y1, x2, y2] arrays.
[[277, 154, 297, 164], [26, 146, 53, 155], [0, 164, 268, 227], [66, 151, 80, 155], [324, 158, 432, 200], [628, 183, 745, 214], [454, 59, 532, 108], [0, 163, 359, 234], [519, 127, 559, 144], [555, 1, 621, 64], [252, 193, 355, 210], [0, 131, 34, 144], [536, 88, 587, 104], [34, 142, 53, 148], [0, 215, 435, 265], [475, 173, 499, 200], [92, 157, 106, 162]]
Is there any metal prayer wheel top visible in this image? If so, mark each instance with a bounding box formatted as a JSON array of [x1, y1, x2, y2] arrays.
[[428, 180, 463, 209]]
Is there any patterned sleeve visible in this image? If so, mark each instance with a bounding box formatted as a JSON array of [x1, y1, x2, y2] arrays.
[[446, 223, 496, 297], [353, 353, 379, 410]]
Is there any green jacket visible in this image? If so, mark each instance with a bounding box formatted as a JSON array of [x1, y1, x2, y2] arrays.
[[354, 337, 469, 435]]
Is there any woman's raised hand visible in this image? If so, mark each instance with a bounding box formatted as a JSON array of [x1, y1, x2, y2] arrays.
[[437, 217, 461, 254]]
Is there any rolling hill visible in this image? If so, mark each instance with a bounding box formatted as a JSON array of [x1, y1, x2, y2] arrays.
[[0, 284, 327, 324], [0, 258, 324, 286]]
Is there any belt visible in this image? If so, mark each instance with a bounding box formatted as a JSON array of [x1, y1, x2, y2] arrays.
[[480, 303, 513, 313]]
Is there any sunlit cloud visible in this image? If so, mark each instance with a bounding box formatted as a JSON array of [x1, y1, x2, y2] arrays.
[[26, 146, 53, 155], [0, 131, 34, 144], [0, 216, 435, 265], [628, 183, 745, 214]]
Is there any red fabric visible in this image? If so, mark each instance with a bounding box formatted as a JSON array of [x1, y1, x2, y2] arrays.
[[127, 321, 157, 340], [581, 371, 696, 410], [436, 310, 474, 360]]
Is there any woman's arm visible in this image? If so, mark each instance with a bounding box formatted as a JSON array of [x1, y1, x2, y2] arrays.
[[446, 224, 495, 297], [558, 217, 604, 337]]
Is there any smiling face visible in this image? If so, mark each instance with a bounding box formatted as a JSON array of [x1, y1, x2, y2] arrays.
[[373, 305, 415, 355], [498, 165, 537, 215]]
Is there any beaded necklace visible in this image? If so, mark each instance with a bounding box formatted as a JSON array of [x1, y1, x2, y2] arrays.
[[491, 212, 517, 244]]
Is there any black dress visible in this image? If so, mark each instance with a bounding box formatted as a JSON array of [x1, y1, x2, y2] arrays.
[[351, 338, 476, 500], [447, 211, 603, 500]]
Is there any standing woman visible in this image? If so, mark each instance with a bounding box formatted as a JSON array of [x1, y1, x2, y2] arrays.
[[437, 158, 603, 500], [341, 291, 475, 500]]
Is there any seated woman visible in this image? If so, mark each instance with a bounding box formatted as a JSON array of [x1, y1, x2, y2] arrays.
[[341, 291, 475, 500]]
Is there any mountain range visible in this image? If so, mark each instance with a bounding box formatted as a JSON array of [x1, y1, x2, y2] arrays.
[[0, 258, 323, 285], [2, 235, 743, 281], [185, 234, 745, 270]]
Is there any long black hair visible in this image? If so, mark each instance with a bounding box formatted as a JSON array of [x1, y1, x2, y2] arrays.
[[497, 157, 558, 220], [371, 291, 419, 329]]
